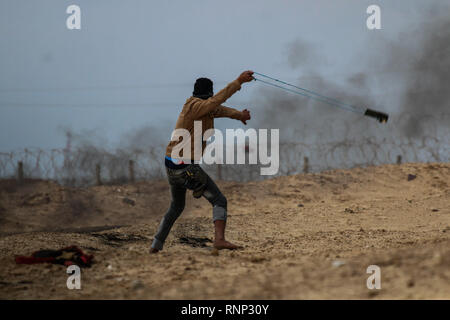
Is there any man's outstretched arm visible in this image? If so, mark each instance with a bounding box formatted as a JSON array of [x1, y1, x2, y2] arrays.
[[189, 70, 254, 119], [212, 106, 251, 125]]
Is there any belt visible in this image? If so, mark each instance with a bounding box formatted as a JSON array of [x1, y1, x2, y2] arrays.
[[165, 155, 185, 164], [166, 167, 188, 175]]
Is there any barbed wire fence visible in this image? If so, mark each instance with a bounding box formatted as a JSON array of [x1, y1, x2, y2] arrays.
[[1, 134, 448, 186]]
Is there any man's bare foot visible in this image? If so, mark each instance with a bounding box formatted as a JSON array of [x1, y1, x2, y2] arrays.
[[149, 248, 159, 254], [213, 239, 241, 250]]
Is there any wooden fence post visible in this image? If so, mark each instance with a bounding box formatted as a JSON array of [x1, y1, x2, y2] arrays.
[[303, 157, 309, 174], [17, 161, 24, 184], [217, 164, 222, 180], [129, 160, 135, 183], [95, 163, 102, 186]]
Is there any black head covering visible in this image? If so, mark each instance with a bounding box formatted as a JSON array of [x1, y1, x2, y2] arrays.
[[193, 78, 213, 99]]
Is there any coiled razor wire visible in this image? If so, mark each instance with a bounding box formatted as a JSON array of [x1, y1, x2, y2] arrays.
[[0, 132, 448, 185]]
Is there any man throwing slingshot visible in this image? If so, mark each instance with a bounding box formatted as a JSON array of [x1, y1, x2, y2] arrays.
[[150, 70, 254, 253]]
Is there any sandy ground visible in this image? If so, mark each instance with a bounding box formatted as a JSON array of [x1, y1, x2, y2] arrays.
[[0, 162, 449, 299]]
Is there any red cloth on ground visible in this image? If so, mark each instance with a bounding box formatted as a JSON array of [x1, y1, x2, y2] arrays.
[[15, 245, 93, 267]]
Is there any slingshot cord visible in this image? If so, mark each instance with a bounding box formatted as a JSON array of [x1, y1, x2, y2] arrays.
[[253, 72, 364, 115]]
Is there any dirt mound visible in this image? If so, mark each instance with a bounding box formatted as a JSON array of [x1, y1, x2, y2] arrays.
[[0, 162, 449, 299], [0, 179, 171, 235]]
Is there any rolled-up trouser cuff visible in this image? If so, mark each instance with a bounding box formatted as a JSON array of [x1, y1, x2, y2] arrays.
[[151, 237, 164, 250], [213, 205, 227, 222]]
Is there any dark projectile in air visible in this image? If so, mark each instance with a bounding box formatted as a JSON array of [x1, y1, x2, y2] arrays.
[[253, 72, 389, 124]]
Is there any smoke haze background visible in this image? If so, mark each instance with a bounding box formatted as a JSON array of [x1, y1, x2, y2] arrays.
[[255, 7, 449, 143], [0, 1, 448, 183]]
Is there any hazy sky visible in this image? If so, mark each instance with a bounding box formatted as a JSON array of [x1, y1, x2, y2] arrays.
[[0, 0, 434, 151]]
